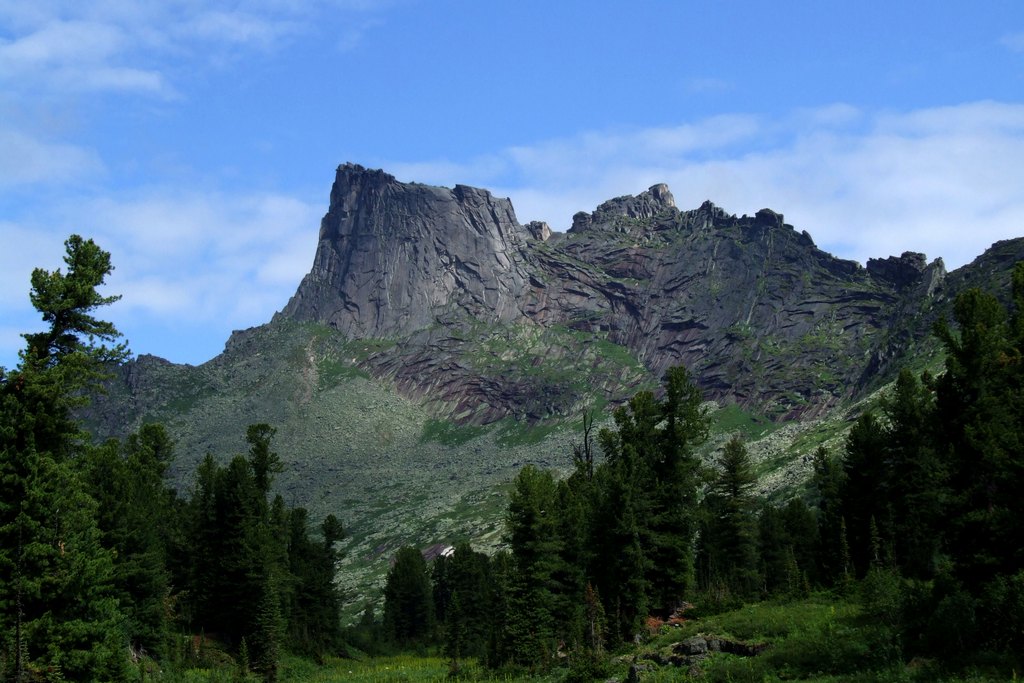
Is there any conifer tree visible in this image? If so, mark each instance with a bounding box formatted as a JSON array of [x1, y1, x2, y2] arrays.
[[285, 508, 344, 657], [589, 453, 649, 642], [811, 446, 845, 584], [592, 366, 707, 628], [699, 437, 758, 598], [383, 546, 434, 645], [757, 503, 789, 596], [883, 369, 943, 578], [485, 551, 513, 668], [646, 367, 708, 609], [0, 235, 129, 680], [504, 465, 562, 668], [83, 425, 175, 660], [441, 543, 491, 658], [841, 413, 890, 577], [934, 281, 1024, 586]]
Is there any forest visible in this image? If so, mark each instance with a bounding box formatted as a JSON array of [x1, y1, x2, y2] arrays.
[[1, 236, 1023, 681]]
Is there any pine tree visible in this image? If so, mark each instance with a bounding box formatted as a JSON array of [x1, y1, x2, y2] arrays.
[[485, 551, 513, 668], [841, 413, 890, 577], [699, 437, 759, 598], [883, 369, 944, 578], [589, 454, 649, 643], [592, 366, 708, 630], [441, 543, 491, 659], [780, 498, 818, 588], [503, 465, 562, 668], [757, 503, 789, 596], [0, 235, 130, 680], [83, 424, 176, 660], [934, 282, 1024, 587], [247, 424, 282, 497], [285, 507, 344, 657], [646, 367, 708, 610], [383, 546, 434, 646], [444, 589, 466, 675], [811, 446, 845, 584]]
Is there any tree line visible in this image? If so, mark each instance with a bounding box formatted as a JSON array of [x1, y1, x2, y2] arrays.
[[3, 235, 1022, 679], [376, 263, 1024, 676], [0, 237, 345, 681]]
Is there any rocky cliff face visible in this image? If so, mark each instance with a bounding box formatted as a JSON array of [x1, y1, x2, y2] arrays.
[[273, 164, 966, 422], [80, 165, 1024, 616], [279, 163, 533, 338], [91, 163, 1024, 431]]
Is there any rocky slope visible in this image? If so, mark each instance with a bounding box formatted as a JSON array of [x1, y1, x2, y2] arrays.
[[83, 164, 1024, 617], [275, 163, 958, 423]]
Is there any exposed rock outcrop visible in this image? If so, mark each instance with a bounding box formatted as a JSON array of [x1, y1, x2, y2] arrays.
[[115, 164, 1023, 427], [265, 163, 1024, 424], [279, 163, 532, 338]]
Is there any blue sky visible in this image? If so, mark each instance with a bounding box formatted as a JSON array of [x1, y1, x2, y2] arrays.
[[2, 1, 1024, 369]]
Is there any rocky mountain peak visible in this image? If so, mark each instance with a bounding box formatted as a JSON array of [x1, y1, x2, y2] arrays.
[[868, 252, 946, 292], [569, 183, 679, 235], [278, 164, 531, 338], [266, 164, 1020, 425]]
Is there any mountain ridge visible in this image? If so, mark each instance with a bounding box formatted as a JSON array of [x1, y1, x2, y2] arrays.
[[273, 163, 960, 423], [82, 164, 1024, 617]]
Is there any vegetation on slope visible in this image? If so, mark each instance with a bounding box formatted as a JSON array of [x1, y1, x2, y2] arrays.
[[4, 237, 1024, 682]]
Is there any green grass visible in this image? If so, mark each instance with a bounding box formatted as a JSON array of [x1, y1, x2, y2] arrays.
[[636, 592, 1021, 683], [278, 655, 547, 682], [318, 358, 371, 385], [419, 419, 491, 446], [495, 418, 565, 447], [711, 403, 779, 441]]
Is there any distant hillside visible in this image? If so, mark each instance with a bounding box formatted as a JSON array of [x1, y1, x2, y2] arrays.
[[83, 164, 1024, 618]]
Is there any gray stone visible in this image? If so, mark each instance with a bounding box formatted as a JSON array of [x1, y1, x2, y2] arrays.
[[264, 163, 1024, 426], [125, 163, 1024, 428]]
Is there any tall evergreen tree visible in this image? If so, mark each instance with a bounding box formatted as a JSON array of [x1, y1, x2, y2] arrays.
[[811, 446, 845, 584], [383, 546, 434, 646], [933, 279, 1024, 586], [83, 424, 175, 660], [247, 423, 282, 497], [646, 366, 708, 609], [841, 413, 890, 577], [883, 368, 944, 578], [285, 508, 345, 657], [503, 465, 563, 668], [0, 235, 129, 680], [699, 437, 759, 598], [593, 366, 708, 627]]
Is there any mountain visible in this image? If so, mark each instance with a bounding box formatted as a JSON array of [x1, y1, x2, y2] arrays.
[[83, 163, 1024, 617], [277, 163, 955, 422]]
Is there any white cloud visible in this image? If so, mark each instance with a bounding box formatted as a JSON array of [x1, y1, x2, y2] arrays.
[[0, 186, 322, 367], [0, 20, 123, 68], [79, 191, 321, 320], [0, 1, 387, 96], [186, 10, 292, 47], [0, 128, 104, 187], [387, 102, 1024, 271], [0, 223, 66, 306]]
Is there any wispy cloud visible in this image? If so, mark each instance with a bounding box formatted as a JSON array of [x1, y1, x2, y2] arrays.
[[82, 191, 322, 318], [0, 187, 322, 365], [1001, 31, 1024, 53], [0, 1, 386, 96], [0, 128, 104, 187], [388, 101, 1024, 271], [687, 77, 732, 93]]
